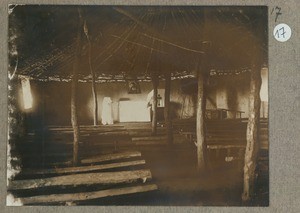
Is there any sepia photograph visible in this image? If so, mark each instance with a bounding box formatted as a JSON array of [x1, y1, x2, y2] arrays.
[[7, 5, 268, 206]]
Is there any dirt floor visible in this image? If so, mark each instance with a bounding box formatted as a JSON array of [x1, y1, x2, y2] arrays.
[[82, 144, 268, 206], [9, 120, 269, 206]]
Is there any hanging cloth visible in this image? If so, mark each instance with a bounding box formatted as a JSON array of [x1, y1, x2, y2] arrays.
[[101, 97, 113, 125]]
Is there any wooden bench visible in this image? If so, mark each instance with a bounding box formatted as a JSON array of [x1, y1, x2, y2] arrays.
[[179, 131, 267, 162], [205, 108, 245, 119], [9, 151, 158, 205]]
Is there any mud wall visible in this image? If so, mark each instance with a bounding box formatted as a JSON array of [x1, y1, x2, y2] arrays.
[[15, 70, 268, 126]]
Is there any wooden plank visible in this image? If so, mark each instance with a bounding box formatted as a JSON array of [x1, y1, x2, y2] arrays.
[[206, 132, 246, 136], [128, 128, 166, 132], [206, 125, 247, 128], [206, 140, 246, 144], [96, 131, 129, 136], [207, 144, 246, 149], [179, 131, 196, 135], [127, 127, 165, 130], [22, 160, 146, 176], [49, 124, 124, 128], [81, 151, 142, 164], [207, 136, 246, 139], [19, 184, 158, 205], [132, 136, 167, 141], [9, 169, 152, 190], [20, 145, 139, 160], [206, 129, 247, 133], [128, 132, 156, 137], [206, 137, 246, 141], [134, 140, 167, 145], [49, 151, 142, 167], [50, 128, 126, 134], [84, 141, 132, 147]]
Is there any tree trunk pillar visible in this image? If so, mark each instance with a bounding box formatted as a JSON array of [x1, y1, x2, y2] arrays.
[[84, 20, 98, 126], [71, 9, 83, 166], [242, 63, 262, 202], [91, 72, 98, 126], [196, 69, 207, 172]]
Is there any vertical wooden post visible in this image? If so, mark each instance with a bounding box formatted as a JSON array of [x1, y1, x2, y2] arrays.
[[71, 9, 83, 166], [242, 62, 262, 202], [195, 8, 210, 172], [91, 72, 98, 126], [151, 73, 158, 135], [83, 20, 98, 126], [196, 68, 207, 172], [164, 71, 173, 145], [242, 9, 266, 200]]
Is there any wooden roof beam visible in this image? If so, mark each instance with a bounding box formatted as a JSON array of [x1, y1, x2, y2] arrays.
[[113, 7, 204, 55]]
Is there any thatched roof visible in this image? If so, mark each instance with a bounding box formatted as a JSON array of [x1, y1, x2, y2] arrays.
[[9, 5, 267, 82]]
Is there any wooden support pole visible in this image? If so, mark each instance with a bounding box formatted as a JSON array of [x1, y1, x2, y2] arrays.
[[195, 8, 210, 173], [91, 72, 98, 126], [242, 62, 262, 202], [151, 73, 158, 135], [164, 71, 173, 145], [196, 69, 207, 172], [71, 9, 83, 166], [83, 20, 98, 126]]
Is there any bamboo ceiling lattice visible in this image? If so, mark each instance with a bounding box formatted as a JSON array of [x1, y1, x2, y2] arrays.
[[9, 6, 267, 82]]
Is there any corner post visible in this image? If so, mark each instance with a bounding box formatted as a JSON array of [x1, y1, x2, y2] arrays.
[[242, 59, 262, 202]]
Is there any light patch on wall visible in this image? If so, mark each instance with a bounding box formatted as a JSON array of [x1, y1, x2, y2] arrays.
[[119, 101, 150, 122], [216, 89, 228, 109], [21, 77, 33, 109]]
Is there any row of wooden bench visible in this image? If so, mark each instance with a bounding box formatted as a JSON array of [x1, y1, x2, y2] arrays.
[[8, 151, 158, 206]]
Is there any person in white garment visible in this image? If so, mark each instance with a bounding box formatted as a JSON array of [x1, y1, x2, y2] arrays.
[[101, 97, 113, 125]]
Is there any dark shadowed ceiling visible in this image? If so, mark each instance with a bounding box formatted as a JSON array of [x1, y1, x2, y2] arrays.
[[8, 5, 268, 82]]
